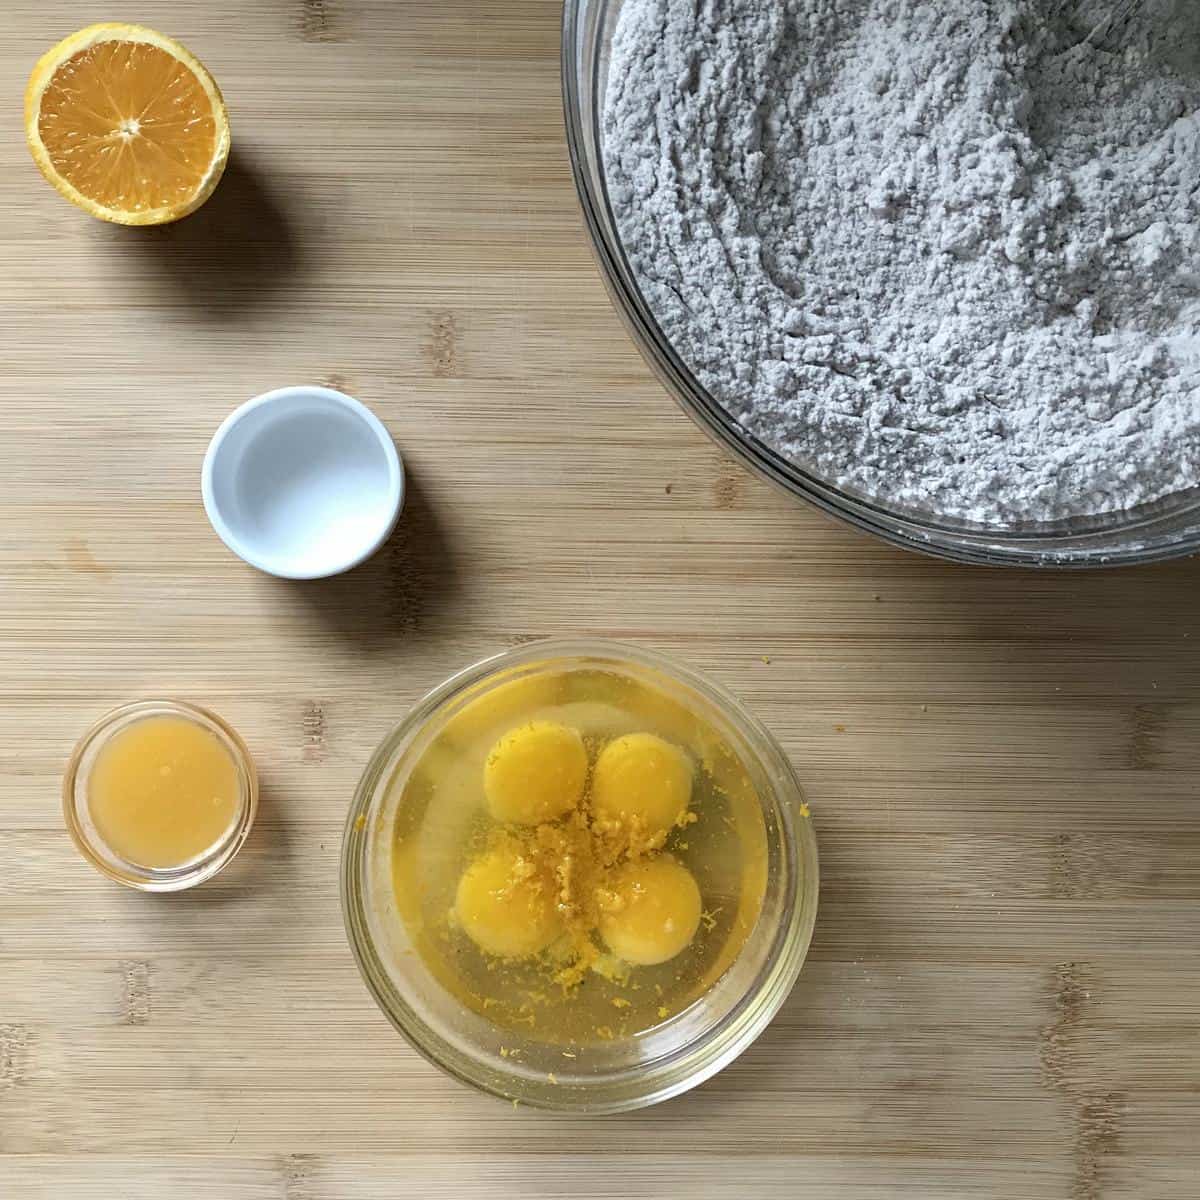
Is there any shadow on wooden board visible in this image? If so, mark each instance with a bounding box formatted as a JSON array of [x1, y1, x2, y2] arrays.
[[262, 465, 462, 649], [132, 777, 292, 911], [845, 542, 1200, 666], [122, 148, 301, 317]]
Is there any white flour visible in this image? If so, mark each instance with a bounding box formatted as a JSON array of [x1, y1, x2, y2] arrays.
[[603, 0, 1200, 524]]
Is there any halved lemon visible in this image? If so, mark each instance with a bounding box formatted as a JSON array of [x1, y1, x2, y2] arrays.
[[25, 23, 231, 226]]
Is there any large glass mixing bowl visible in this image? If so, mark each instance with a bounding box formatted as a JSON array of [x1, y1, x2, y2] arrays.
[[562, 0, 1200, 567]]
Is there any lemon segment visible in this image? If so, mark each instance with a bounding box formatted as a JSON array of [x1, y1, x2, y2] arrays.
[[25, 23, 230, 225]]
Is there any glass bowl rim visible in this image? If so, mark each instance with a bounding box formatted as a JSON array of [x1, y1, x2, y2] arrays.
[[340, 637, 819, 1113]]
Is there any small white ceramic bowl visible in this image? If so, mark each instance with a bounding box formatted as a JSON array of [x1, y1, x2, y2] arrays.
[[202, 386, 404, 579]]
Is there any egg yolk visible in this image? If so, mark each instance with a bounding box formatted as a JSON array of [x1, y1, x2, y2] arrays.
[[483, 720, 588, 825], [598, 856, 702, 966], [591, 732, 693, 835], [455, 844, 563, 959]]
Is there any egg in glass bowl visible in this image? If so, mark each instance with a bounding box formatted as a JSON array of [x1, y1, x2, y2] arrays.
[[341, 639, 817, 1112]]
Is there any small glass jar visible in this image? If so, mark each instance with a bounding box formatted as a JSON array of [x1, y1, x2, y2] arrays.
[[63, 699, 258, 892]]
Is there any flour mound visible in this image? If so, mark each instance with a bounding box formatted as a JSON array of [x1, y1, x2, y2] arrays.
[[603, 0, 1200, 524]]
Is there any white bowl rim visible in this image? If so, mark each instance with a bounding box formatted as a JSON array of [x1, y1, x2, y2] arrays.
[[201, 384, 405, 580]]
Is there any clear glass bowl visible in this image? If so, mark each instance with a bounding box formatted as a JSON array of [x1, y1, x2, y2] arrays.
[[63, 699, 258, 892], [562, 0, 1200, 568], [340, 639, 818, 1112]]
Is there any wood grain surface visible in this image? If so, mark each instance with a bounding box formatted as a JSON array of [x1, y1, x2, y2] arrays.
[[2, 3, 1199, 1197]]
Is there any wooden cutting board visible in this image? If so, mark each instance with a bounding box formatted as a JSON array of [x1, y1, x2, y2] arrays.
[[2, 3, 1198, 1196]]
